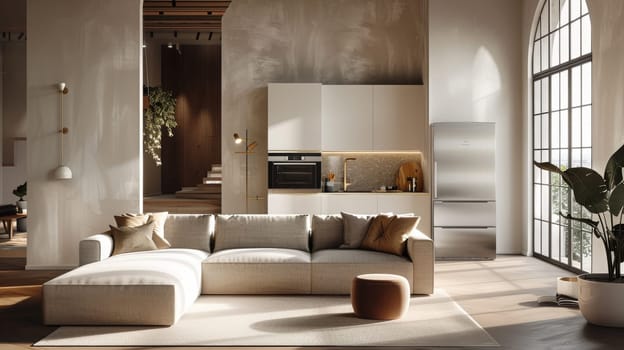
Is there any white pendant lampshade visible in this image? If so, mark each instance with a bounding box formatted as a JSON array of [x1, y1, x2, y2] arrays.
[[54, 165, 73, 180], [55, 81, 72, 180]]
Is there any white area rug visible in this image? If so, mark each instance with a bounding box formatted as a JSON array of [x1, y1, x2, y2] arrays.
[[35, 289, 498, 347]]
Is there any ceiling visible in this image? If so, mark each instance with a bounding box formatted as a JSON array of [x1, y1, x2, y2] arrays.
[[143, 0, 231, 43], [0, 0, 231, 44]]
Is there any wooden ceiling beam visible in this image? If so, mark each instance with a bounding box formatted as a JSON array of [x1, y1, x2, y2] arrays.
[[143, 24, 222, 31]]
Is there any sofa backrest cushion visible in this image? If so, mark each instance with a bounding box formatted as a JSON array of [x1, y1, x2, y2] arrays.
[[311, 214, 343, 252], [164, 214, 212, 252], [214, 214, 310, 252]]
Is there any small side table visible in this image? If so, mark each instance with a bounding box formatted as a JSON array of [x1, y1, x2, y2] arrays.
[[0, 213, 27, 240]]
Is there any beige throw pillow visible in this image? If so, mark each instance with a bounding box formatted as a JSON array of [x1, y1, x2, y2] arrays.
[[110, 221, 157, 256], [360, 215, 421, 256], [114, 212, 171, 249], [340, 212, 373, 249]]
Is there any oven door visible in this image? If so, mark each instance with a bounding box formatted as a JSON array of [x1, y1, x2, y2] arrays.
[[269, 162, 321, 189]]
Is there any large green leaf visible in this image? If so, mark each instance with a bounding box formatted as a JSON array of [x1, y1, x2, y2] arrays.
[[561, 167, 609, 213], [559, 211, 599, 229], [609, 183, 624, 216], [604, 144, 624, 190], [534, 162, 609, 214], [534, 161, 564, 175]]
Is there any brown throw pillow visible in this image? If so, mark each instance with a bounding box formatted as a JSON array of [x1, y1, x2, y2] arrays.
[[110, 221, 158, 256], [114, 212, 171, 249], [360, 215, 421, 256]]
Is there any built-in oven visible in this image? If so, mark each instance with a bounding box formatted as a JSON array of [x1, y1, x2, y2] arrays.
[[268, 152, 322, 189]]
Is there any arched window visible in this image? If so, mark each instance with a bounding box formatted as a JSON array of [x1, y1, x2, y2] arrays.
[[532, 0, 592, 271]]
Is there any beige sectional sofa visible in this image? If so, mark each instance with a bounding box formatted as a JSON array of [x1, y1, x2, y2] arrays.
[[43, 214, 433, 326]]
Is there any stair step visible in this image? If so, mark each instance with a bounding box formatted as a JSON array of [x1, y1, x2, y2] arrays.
[[206, 173, 222, 178], [203, 178, 222, 184], [175, 191, 222, 200], [211, 164, 222, 172]]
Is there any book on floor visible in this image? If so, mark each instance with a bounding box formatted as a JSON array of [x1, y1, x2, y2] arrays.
[[537, 294, 579, 307]]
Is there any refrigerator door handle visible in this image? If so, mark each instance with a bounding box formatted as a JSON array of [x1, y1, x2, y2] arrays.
[[433, 161, 438, 199], [435, 200, 493, 204], [438, 226, 491, 230]]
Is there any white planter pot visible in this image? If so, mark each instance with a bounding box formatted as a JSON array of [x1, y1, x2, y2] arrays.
[[16, 200, 27, 214], [557, 276, 578, 299], [578, 274, 624, 327]]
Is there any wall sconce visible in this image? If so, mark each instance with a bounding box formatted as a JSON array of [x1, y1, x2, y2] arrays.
[[54, 82, 72, 180], [233, 129, 257, 213]]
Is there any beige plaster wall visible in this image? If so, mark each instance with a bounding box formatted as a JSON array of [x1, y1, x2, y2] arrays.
[[429, 0, 524, 254], [2, 42, 27, 165], [26, 0, 142, 269], [221, 0, 427, 213]]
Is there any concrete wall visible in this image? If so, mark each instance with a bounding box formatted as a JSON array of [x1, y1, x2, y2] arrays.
[[222, 0, 427, 213], [429, 0, 524, 254], [521, 0, 624, 271], [26, 0, 142, 269], [585, 0, 624, 272]]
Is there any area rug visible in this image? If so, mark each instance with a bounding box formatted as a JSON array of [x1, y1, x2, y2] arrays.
[[35, 289, 498, 347]]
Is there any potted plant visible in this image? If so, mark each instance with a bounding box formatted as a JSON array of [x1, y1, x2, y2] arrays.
[[12, 182, 27, 232], [13, 182, 27, 213], [143, 87, 177, 166], [535, 144, 624, 327]]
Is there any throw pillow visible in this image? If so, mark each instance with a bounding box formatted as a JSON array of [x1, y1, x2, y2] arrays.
[[110, 221, 157, 256], [146, 211, 171, 249], [114, 212, 171, 249], [360, 215, 421, 256], [340, 212, 373, 249]]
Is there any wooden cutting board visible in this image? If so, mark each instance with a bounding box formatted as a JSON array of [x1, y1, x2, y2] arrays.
[[396, 161, 424, 192]]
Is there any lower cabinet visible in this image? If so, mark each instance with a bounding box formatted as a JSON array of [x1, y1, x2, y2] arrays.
[[267, 193, 322, 214], [268, 192, 431, 236]]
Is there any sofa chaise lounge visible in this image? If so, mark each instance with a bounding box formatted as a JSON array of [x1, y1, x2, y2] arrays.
[[43, 214, 434, 326]]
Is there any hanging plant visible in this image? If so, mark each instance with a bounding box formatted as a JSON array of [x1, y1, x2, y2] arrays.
[[144, 87, 177, 166]]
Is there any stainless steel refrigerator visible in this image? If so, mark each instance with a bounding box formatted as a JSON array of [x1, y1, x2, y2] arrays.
[[432, 122, 496, 259]]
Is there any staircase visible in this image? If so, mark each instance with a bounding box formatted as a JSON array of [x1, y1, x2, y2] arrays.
[[175, 164, 222, 200]]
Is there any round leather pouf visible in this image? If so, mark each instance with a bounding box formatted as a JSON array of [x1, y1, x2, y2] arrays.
[[351, 274, 410, 320]]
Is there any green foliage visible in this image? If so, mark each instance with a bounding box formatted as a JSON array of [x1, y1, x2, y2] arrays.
[[13, 182, 27, 201], [144, 87, 177, 166], [535, 144, 624, 281]]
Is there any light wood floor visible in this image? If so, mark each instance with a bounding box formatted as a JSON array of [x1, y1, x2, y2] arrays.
[[1, 255, 621, 349]]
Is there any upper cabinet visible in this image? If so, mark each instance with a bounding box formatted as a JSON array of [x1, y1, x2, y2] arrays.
[[269, 83, 427, 152], [268, 83, 322, 151], [373, 85, 427, 151], [321, 85, 373, 151]]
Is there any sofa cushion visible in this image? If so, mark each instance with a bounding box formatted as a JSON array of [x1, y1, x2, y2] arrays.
[[311, 249, 413, 294], [114, 212, 171, 249], [163, 214, 212, 253], [203, 248, 311, 294], [43, 248, 208, 325], [311, 214, 343, 252], [214, 214, 309, 252], [340, 212, 374, 249], [207, 248, 310, 263], [109, 222, 157, 256], [360, 215, 421, 256], [312, 249, 412, 264]]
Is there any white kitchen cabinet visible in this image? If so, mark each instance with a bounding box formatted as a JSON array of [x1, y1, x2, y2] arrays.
[[268, 83, 322, 151], [373, 85, 427, 151], [267, 192, 432, 237], [320, 193, 378, 215], [321, 85, 373, 151], [377, 193, 431, 237], [267, 192, 322, 214]]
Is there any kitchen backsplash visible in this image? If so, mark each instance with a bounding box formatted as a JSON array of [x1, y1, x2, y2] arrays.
[[322, 152, 422, 192]]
